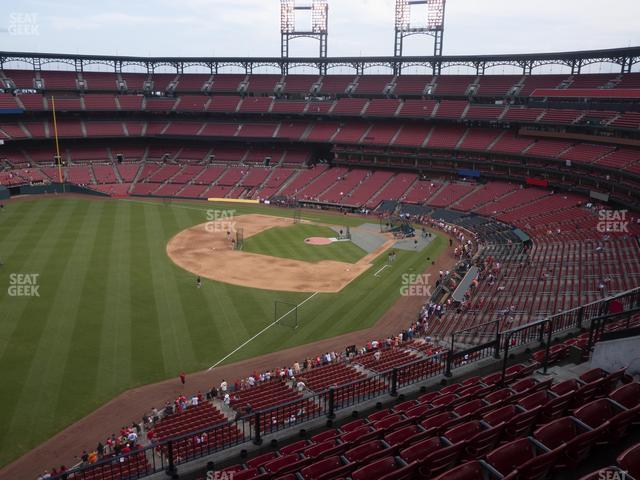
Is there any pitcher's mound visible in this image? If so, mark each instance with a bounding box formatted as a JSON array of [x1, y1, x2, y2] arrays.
[[305, 237, 334, 245]]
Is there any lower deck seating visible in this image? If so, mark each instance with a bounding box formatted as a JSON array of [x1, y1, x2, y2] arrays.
[[211, 365, 638, 480]]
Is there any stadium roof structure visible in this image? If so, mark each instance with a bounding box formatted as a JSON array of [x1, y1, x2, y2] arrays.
[[1, 45, 639, 75]]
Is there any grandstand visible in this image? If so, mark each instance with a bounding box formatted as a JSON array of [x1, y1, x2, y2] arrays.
[[1, 3, 640, 480]]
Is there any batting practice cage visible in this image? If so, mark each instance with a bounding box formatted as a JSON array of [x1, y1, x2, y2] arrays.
[[336, 226, 351, 240], [380, 215, 415, 239], [293, 209, 302, 224], [275, 301, 299, 330], [235, 227, 244, 250]]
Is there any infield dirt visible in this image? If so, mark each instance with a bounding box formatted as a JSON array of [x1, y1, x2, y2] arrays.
[[167, 214, 396, 293]]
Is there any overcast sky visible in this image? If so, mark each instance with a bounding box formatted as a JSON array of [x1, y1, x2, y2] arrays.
[[1, 0, 639, 73]]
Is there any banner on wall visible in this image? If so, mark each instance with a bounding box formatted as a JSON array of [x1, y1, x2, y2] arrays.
[[457, 169, 480, 178], [590, 191, 610, 202], [526, 177, 549, 187]]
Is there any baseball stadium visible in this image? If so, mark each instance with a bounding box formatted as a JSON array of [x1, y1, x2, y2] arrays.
[[0, 1, 640, 479]]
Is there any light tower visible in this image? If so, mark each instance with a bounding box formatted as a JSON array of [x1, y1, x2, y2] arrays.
[[394, 0, 446, 65], [281, 0, 328, 72]]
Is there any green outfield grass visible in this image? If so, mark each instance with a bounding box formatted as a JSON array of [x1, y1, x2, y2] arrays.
[[243, 223, 367, 263], [0, 196, 446, 467]]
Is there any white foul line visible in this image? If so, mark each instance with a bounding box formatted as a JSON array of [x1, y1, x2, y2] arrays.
[[207, 291, 320, 371], [374, 264, 390, 277]]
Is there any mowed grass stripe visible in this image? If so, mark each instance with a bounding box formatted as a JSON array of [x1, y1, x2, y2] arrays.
[[244, 224, 367, 264], [0, 200, 60, 358], [129, 205, 166, 383], [0, 200, 94, 465], [129, 199, 369, 228], [150, 204, 198, 372], [95, 201, 133, 397], [16, 201, 105, 450], [0, 198, 451, 468], [52, 201, 116, 429], [167, 206, 225, 367], [0, 200, 40, 258], [216, 235, 447, 364]]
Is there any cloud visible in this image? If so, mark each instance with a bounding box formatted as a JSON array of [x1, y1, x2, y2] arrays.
[[1, 0, 638, 60], [49, 12, 207, 31]]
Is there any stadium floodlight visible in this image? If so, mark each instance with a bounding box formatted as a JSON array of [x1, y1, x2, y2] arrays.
[[281, 0, 295, 34], [427, 0, 446, 31], [394, 0, 446, 66], [395, 0, 410, 30], [312, 0, 328, 34], [280, 0, 328, 72]]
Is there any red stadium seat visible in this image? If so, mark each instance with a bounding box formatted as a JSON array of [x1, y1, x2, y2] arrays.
[[372, 413, 412, 433], [580, 367, 608, 384], [344, 440, 394, 465], [279, 439, 309, 455], [617, 442, 640, 479], [580, 367, 623, 396], [262, 454, 309, 476], [457, 383, 493, 398], [444, 420, 504, 458], [540, 391, 574, 423], [405, 403, 434, 420], [399, 436, 445, 463], [432, 460, 501, 480], [311, 429, 338, 444], [577, 468, 630, 480], [339, 426, 378, 445], [246, 451, 279, 469], [550, 378, 581, 396], [384, 424, 429, 448], [505, 407, 543, 440], [574, 398, 638, 443], [603, 368, 627, 393], [340, 418, 367, 433], [418, 391, 441, 403], [421, 411, 464, 436], [610, 382, 640, 409], [441, 383, 463, 395], [534, 416, 605, 468], [518, 390, 554, 411], [573, 379, 606, 407], [394, 400, 419, 413], [401, 437, 465, 478], [506, 363, 538, 380], [234, 469, 269, 480], [367, 409, 392, 423], [298, 455, 354, 480], [454, 399, 494, 421], [462, 376, 483, 386], [432, 393, 459, 408], [482, 404, 519, 426], [485, 388, 513, 406], [486, 437, 560, 479], [350, 456, 417, 480], [482, 372, 503, 386], [302, 439, 347, 459]]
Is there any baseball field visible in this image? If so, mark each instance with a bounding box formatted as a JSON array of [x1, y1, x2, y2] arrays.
[[0, 196, 446, 468]]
